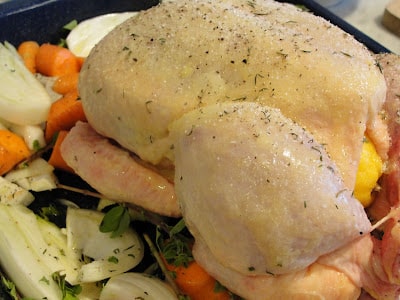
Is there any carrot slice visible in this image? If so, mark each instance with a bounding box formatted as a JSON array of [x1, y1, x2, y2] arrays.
[[45, 89, 86, 142], [48, 130, 74, 173], [52, 72, 80, 95], [0, 129, 30, 175], [35, 43, 80, 77], [165, 260, 231, 300], [17, 41, 40, 73]]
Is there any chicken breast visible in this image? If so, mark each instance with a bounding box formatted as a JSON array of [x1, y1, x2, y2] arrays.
[[171, 102, 371, 275], [79, 0, 386, 190]]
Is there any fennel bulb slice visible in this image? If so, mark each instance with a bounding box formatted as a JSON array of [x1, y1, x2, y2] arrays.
[[5, 158, 58, 192], [0, 42, 51, 125], [10, 123, 46, 150], [99, 273, 178, 300], [66, 12, 138, 57], [0, 204, 75, 299], [0, 176, 34, 206], [66, 207, 144, 283]]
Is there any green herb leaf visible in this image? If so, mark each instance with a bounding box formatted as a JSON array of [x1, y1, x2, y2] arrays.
[[52, 272, 81, 300], [39, 204, 62, 221], [107, 256, 119, 264], [63, 20, 78, 31], [169, 218, 186, 236], [156, 219, 194, 267], [0, 273, 18, 300], [39, 276, 50, 285], [32, 139, 41, 151], [100, 205, 131, 238]]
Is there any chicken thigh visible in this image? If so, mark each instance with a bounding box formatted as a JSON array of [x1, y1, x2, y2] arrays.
[[171, 102, 371, 275]]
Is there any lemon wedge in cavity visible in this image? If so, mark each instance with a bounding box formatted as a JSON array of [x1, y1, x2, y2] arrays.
[[354, 136, 383, 207]]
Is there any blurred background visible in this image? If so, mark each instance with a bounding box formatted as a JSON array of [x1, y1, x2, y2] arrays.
[[315, 0, 399, 53]]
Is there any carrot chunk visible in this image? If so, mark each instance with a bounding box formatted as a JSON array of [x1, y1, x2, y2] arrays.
[[45, 89, 86, 142], [35, 43, 80, 77], [76, 56, 85, 69], [17, 41, 40, 73], [52, 72, 80, 95], [0, 129, 30, 175], [48, 130, 74, 173], [165, 259, 231, 300]]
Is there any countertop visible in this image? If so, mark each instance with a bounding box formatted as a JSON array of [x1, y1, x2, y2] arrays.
[[325, 0, 399, 53]]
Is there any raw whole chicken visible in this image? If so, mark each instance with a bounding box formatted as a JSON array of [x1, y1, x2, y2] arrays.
[[59, 0, 400, 299]]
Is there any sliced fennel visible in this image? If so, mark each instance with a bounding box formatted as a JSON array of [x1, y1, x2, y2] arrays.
[[0, 203, 145, 299], [0, 42, 51, 125], [9, 123, 46, 150], [66, 12, 138, 57], [5, 158, 58, 192], [0, 176, 34, 206], [0, 115, 46, 151], [66, 207, 144, 284], [0, 204, 74, 299], [99, 273, 178, 300]]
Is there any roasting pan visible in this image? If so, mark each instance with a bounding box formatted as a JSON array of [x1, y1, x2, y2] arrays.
[[0, 0, 390, 53]]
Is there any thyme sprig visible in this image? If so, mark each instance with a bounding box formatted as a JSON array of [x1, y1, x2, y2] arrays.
[[156, 218, 194, 267]]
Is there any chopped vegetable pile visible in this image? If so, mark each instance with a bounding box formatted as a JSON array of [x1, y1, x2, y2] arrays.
[[0, 14, 237, 300]]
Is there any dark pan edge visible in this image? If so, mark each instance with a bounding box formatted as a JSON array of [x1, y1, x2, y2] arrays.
[[0, 0, 391, 53]]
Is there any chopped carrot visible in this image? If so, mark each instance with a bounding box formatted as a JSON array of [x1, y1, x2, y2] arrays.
[[35, 43, 81, 77], [48, 130, 74, 173], [17, 41, 40, 73], [0, 129, 30, 176], [77, 56, 85, 69], [52, 72, 80, 95], [45, 89, 86, 142], [165, 259, 231, 300]]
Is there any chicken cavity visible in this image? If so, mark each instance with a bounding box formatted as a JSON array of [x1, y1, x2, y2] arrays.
[[369, 53, 400, 222], [360, 53, 400, 299]]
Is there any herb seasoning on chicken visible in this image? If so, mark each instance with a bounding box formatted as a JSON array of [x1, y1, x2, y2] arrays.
[[59, 0, 399, 298]]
